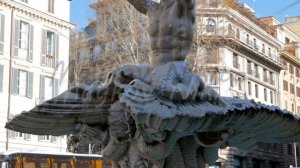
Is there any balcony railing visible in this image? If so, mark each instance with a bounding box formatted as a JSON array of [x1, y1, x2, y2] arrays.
[[200, 27, 280, 63]]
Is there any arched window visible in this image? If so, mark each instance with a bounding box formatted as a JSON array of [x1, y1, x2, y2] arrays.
[[206, 18, 216, 33]]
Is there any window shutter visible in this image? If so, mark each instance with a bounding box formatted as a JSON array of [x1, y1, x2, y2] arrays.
[[0, 14, 5, 54], [12, 68, 19, 94], [13, 20, 20, 57], [54, 78, 59, 96], [8, 130, 16, 139], [51, 136, 57, 143], [25, 134, 31, 140], [55, 34, 59, 68], [28, 25, 34, 62], [41, 29, 47, 65], [26, 71, 33, 98], [0, 65, 3, 92], [40, 75, 45, 100]]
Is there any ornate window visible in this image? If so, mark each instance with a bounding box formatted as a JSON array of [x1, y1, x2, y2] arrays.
[[206, 19, 216, 33]]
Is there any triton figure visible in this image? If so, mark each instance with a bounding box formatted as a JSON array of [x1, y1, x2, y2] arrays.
[[127, 0, 195, 65]]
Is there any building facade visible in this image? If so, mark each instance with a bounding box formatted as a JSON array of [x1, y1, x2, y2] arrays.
[[194, 0, 295, 168], [260, 16, 300, 168], [285, 16, 300, 37], [0, 0, 73, 152]]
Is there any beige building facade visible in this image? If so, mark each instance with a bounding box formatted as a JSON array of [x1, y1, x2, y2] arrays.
[[0, 0, 73, 152], [260, 17, 300, 115]]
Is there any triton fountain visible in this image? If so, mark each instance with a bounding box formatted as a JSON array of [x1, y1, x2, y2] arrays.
[[6, 0, 300, 167]]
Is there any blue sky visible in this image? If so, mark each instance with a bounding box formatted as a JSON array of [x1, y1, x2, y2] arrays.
[[70, 0, 300, 29], [70, 0, 96, 30], [239, 0, 300, 23]]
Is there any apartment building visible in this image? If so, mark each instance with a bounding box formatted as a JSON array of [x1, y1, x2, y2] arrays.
[[0, 0, 73, 152], [260, 16, 300, 168], [194, 0, 287, 167], [260, 17, 300, 115], [285, 16, 300, 37]]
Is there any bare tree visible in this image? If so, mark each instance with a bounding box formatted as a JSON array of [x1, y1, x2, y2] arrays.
[[69, 27, 91, 86], [95, 0, 150, 66], [72, 0, 240, 85]]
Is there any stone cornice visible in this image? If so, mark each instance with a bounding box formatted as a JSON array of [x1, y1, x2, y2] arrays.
[[0, 0, 75, 30], [197, 8, 282, 49], [281, 51, 300, 67]]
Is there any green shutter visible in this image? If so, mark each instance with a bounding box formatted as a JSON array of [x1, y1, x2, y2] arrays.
[[26, 72, 33, 98], [12, 68, 19, 95], [55, 34, 59, 68], [13, 20, 20, 57], [0, 14, 5, 54], [40, 75, 45, 99], [0, 65, 3, 92], [41, 29, 47, 65], [28, 25, 34, 62]]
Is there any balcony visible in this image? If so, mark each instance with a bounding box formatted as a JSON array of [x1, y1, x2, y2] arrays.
[[199, 26, 282, 68]]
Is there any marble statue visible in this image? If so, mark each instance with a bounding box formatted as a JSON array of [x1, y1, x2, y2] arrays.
[[6, 0, 300, 168]]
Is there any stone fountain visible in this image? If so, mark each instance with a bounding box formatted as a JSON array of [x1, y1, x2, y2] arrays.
[[6, 0, 300, 167]]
